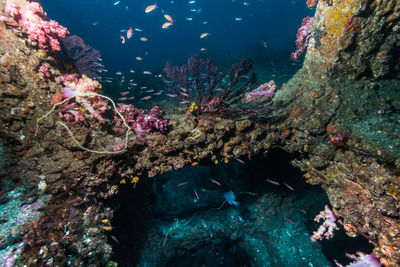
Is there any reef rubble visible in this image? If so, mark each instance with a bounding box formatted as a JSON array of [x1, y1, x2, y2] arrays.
[[0, 0, 399, 266]]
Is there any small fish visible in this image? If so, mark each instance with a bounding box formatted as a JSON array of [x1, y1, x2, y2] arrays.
[[233, 157, 245, 164], [166, 93, 177, 97], [127, 26, 133, 39], [113, 1, 120, 6], [185, 17, 193, 21], [243, 2, 250, 5], [130, 83, 138, 86], [200, 47, 206, 51], [145, 3, 157, 13], [297, 208, 307, 214], [120, 35, 125, 44], [164, 14, 174, 23], [261, 40, 268, 48], [116, 71, 122, 75], [130, 70, 135, 73], [283, 182, 294, 191], [120, 91, 129, 96], [127, 96, 135, 100], [146, 89, 154, 93], [177, 181, 189, 187], [223, 191, 239, 206], [194, 189, 199, 200], [111, 235, 120, 244], [153, 92, 162, 95], [140, 86, 147, 89], [92, 21, 99, 26], [200, 32, 209, 38], [266, 179, 280, 185], [188, 0, 196, 3], [162, 22, 173, 29], [140, 37, 148, 41], [143, 71, 152, 75], [136, 57, 143, 61], [180, 87, 188, 92], [283, 216, 295, 225], [202, 21, 208, 24], [141, 96, 152, 100], [191, 162, 198, 166], [118, 97, 128, 101], [120, 29, 127, 32], [235, 17, 242, 21], [209, 178, 221, 186], [135, 28, 143, 32]]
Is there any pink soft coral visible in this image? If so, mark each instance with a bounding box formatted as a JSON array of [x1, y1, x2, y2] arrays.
[[311, 205, 339, 242], [59, 74, 110, 124], [4, 0, 69, 51], [291, 16, 314, 61]]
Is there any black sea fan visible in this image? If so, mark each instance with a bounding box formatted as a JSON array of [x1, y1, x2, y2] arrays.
[[61, 35, 104, 79], [162, 56, 274, 119]]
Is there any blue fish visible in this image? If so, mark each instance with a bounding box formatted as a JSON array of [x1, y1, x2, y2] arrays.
[[224, 191, 239, 207]]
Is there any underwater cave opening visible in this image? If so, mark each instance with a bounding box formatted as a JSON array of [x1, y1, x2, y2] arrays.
[[110, 148, 374, 267]]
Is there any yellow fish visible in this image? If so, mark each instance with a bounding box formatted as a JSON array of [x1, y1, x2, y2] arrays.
[[145, 3, 157, 13], [140, 37, 148, 41], [164, 14, 174, 23], [136, 56, 143, 61], [120, 35, 125, 44], [162, 22, 173, 29], [200, 32, 209, 38]]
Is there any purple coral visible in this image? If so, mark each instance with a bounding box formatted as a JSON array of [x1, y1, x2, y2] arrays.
[[334, 252, 381, 267], [291, 16, 314, 61], [162, 56, 274, 119], [113, 104, 169, 135], [61, 35, 104, 78]]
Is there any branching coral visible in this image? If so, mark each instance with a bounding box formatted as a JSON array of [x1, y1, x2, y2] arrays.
[[162, 56, 275, 119]]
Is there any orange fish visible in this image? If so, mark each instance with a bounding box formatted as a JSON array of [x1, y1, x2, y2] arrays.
[[120, 91, 129, 96], [145, 3, 157, 13], [164, 14, 174, 23], [140, 37, 148, 41], [120, 35, 125, 44], [200, 32, 209, 38], [127, 26, 133, 39], [200, 48, 206, 51], [136, 56, 143, 61], [162, 22, 173, 29]]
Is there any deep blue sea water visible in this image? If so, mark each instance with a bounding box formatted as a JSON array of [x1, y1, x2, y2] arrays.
[[41, 0, 313, 72]]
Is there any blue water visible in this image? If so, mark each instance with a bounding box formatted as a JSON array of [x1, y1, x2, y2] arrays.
[[41, 0, 313, 73]]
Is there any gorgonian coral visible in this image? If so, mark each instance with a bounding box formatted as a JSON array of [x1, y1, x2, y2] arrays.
[[162, 56, 275, 119]]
